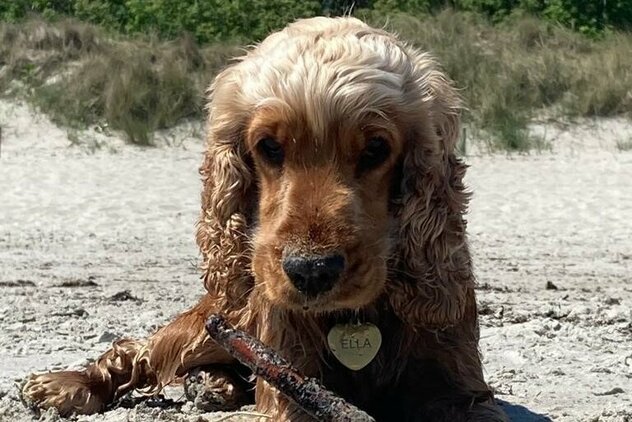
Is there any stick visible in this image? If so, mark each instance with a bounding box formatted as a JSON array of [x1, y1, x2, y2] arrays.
[[205, 314, 375, 422]]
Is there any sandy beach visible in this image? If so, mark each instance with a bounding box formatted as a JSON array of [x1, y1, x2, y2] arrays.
[[1, 99, 630, 421]]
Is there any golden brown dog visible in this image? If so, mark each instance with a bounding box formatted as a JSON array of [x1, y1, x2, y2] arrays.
[[22, 16, 507, 421]]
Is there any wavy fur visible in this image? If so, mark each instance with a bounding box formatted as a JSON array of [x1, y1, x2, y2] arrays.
[[22, 16, 506, 422]]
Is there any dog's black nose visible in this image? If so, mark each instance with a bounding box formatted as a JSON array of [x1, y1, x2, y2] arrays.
[[282, 254, 345, 297]]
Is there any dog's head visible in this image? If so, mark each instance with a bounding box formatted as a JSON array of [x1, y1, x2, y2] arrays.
[[198, 17, 469, 326]]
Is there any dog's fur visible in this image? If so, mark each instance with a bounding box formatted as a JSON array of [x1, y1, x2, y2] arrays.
[[22, 17, 507, 421]]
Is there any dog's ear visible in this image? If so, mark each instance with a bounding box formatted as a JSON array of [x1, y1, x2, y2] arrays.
[[388, 52, 474, 329], [196, 63, 256, 312]]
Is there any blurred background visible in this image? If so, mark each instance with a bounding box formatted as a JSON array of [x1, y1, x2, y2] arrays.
[[1, 0, 631, 150]]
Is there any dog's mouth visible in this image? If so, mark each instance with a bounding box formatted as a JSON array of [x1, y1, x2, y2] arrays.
[[253, 242, 389, 313], [285, 289, 341, 313]]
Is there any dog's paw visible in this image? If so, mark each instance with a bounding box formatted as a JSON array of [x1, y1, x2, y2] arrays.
[[184, 366, 251, 412], [21, 371, 106, 416]]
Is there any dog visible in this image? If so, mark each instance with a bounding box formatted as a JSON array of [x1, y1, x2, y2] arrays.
[[22, 16, 507, 421]]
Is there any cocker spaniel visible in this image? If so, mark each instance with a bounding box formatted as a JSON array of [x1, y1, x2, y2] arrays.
[[22, 17, 507, 421]]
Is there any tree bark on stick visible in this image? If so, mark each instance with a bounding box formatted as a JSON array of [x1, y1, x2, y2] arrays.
[[205, 314, 375, 422]]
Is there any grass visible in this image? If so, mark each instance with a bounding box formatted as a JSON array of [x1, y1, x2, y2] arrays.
[[0, 18, 238, 145], [363, 10, 632, 151], [1, 12, 631, 149]]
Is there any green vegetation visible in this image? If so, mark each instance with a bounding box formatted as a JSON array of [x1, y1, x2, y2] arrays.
[[0, 0, 321, 43], [1, 2, 631, 149], [2, 0, 631, 41], [0, 18, 238, 144], [366, 10, 632, 150]]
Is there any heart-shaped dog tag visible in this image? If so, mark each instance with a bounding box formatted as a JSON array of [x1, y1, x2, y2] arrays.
[[327, 323, 382, 371]]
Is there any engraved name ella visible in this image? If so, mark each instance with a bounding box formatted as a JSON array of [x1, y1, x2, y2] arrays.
[[340, 337, 373, 349]]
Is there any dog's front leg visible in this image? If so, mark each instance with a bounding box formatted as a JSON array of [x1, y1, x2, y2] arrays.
[[21, 294, 241, 416]]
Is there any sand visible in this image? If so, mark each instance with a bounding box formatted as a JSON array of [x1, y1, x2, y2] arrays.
[[1, 99, 630, 421]]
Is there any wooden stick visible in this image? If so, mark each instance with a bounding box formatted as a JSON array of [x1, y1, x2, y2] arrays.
[[205, 314, 375, 422]]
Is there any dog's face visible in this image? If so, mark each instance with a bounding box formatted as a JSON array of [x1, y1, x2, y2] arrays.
[[248, 103, 404, 312], [200, 17, 464, 327]]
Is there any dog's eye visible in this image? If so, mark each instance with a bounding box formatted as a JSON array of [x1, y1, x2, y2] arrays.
[[358, 137, 390, 173], [257, 137, 284, 166]]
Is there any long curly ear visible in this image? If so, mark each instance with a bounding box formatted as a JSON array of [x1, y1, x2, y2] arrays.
[[196, 63, 256, 313], [388, 52, 473, 329]]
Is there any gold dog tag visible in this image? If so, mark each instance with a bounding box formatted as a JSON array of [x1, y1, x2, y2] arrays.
[[327, 323, 382, 371]]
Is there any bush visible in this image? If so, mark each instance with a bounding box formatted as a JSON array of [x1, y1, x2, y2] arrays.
[[73, 0, 130, 32], [2, 1, 632, 41], [454, 0, 632, 35], [525, 0, 632, 35], [123, 0, 321, 42], [1, 0, 322, 42]]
